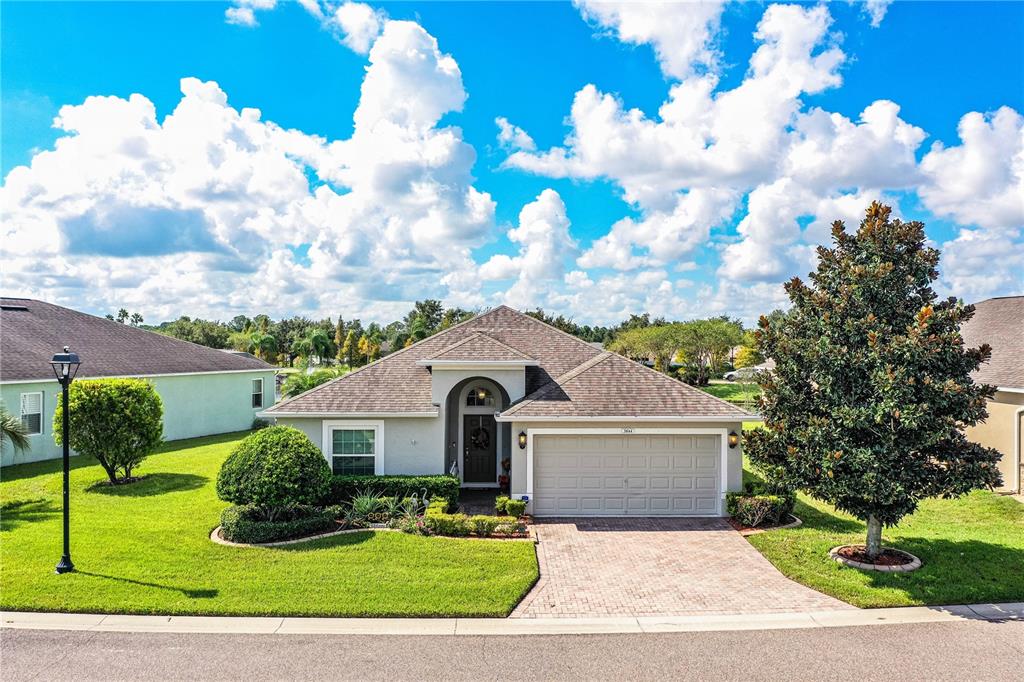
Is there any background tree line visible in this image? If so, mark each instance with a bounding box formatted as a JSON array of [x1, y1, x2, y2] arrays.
[[139, 301, 766, 388]]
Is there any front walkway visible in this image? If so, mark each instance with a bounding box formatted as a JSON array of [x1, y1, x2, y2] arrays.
[[513, 517, 851, 618]]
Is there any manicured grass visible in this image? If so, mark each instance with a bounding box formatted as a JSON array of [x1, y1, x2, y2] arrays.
[[743, 467, 1024, 607], [0, 433, 538, 617], [700, 381, 761, 405]]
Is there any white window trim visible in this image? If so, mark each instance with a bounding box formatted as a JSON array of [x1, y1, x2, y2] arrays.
[[20, 391, 43, 437], [523, 427, 730, 516], [251, 378, 264, 409], [322, 420, 384, 475]]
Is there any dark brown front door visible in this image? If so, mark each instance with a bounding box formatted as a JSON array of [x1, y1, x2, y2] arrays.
[[463, 414, 496, 484]]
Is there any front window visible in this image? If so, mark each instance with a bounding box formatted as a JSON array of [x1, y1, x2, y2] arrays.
[[251, 378, 263, 409], [20, 392, 42, 436], [331, 428, 376, 475], [466, 386, 494, 407]]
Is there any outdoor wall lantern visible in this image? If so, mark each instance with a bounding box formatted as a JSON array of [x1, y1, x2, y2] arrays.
[[728, 431, 740, 449], [518, 431, 527, 449], [50, 346, 81, 575]]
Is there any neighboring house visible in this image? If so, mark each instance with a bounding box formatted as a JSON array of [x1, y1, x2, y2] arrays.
[[0, 298, 277, 466], [962, 295, 1024, 494], [263, 306, 755, 517]]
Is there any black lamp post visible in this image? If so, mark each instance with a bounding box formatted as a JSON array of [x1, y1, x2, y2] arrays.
[[50, 346, 80, 575]]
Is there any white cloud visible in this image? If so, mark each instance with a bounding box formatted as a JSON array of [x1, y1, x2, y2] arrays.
[[1, 17, 502, 321], [938, 228, 1024, 302], [579, 188, 737, 270], [224, 0, 277, 28], [331, 2, 385, 54], [862, 0, 892, 28], [225, 7, 258, 27], [495, 116, 535, 152], [506, 4, 845, 203], [919, 106, 1024, 231], [479, 189, 577, 309], [574, 0, 726, 80]]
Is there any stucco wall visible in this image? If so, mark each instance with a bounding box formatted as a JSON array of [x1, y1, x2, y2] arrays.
[[277, 416, 444, 475], [429, 367, 526, 405], [1, 370, 276, 467], [507, 419, 746, 513], [965, 390, 1023, 493]]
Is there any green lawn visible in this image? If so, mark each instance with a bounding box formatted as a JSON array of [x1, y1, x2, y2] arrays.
[[701, 381, 761, 405], [0, 432, 538, 617], [743, 468, 1024, 607]]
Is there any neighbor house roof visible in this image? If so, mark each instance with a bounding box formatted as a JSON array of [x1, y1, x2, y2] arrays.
[[961, 295, 1024, 389], [0, 298, 273, 382], [265, 305, 754, 420]]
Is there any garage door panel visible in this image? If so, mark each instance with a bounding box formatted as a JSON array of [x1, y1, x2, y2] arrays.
[[534, 433, 722, 517]]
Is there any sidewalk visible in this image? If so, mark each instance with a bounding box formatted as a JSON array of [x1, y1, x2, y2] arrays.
[[3, 603, 1021, 636]]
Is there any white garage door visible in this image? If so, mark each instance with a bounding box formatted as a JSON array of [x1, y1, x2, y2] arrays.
[[532, 433, 722, 516]]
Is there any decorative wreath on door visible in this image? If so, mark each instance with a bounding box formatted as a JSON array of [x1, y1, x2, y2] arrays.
[[470, 427, 490, 450]]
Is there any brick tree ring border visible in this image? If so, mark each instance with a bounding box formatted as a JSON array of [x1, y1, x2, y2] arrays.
[[829, 545, 922, 572]]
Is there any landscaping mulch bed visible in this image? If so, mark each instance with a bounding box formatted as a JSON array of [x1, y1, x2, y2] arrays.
[[835, 546, 913, 566], [829, 544, 922, 572]]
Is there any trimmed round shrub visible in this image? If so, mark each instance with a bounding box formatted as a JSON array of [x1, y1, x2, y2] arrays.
[[54, 378, 163, 484], [216, 426, 330, 519]]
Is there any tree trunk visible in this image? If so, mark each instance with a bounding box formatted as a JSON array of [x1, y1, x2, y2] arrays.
[[865, 515, 883, 560]]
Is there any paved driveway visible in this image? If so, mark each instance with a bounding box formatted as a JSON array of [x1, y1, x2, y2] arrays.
[[513, 518, 851, 618]]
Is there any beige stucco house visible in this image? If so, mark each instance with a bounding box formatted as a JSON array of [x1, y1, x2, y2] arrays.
[[962, 296, 1023, 494], [262, 306, 756, 517]]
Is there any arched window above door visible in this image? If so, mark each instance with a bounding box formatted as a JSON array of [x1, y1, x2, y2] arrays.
[[466, 386, 494, 407]]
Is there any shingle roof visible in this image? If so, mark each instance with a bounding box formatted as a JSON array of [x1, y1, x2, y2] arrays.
[[266, 305, 754, 420], [424, 332, 535, 363], [501, 352, 752, 419], [0, 298, 273, 382], [961, 295, 1024, 389]]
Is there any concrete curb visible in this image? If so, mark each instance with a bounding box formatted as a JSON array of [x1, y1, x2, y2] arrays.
[[3, 603, 1021, 636]]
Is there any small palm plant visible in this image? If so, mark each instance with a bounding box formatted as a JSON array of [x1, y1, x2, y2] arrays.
[[0, 407, 31, 453], [346, 490, 383, 527]]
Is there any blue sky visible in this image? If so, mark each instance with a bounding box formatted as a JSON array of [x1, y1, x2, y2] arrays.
[[2, 1, 1022, 325]]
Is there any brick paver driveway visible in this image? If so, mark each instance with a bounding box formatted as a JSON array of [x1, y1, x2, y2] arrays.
[[512, 518, 851, 618]]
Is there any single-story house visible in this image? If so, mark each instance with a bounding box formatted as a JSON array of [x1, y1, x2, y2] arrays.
[[962, 295, 1023, 494], [0, 298, 277, 466], [262, 305, 756, 516]]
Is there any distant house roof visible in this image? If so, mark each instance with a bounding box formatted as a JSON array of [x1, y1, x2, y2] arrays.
[[0, 298, 273, 383], [265, 305, 754, 420], [961, 295, 1024, 390]]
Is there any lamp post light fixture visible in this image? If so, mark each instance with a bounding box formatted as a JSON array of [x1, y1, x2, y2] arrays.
[[727, 431, 740, 449], [50, 346, 81, 575]]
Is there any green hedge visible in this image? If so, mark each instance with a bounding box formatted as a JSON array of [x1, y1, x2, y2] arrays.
[[220, 504, 342, 544], [327, 475, 459, 505], [725, 493, 794, 527]]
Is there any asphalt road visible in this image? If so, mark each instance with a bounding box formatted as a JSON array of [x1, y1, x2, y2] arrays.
[[3, 620, 1023, 681]]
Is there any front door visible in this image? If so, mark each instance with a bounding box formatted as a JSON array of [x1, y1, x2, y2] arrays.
[[463, 414, 497, 484]]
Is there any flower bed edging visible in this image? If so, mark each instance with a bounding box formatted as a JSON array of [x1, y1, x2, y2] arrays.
[[210, 525, 536, 548], [210, 525, 369, 548], [829, 545, 922, 572]]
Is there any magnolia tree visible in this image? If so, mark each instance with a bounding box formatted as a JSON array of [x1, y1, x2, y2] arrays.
[[745, 202, 1002, 560]]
